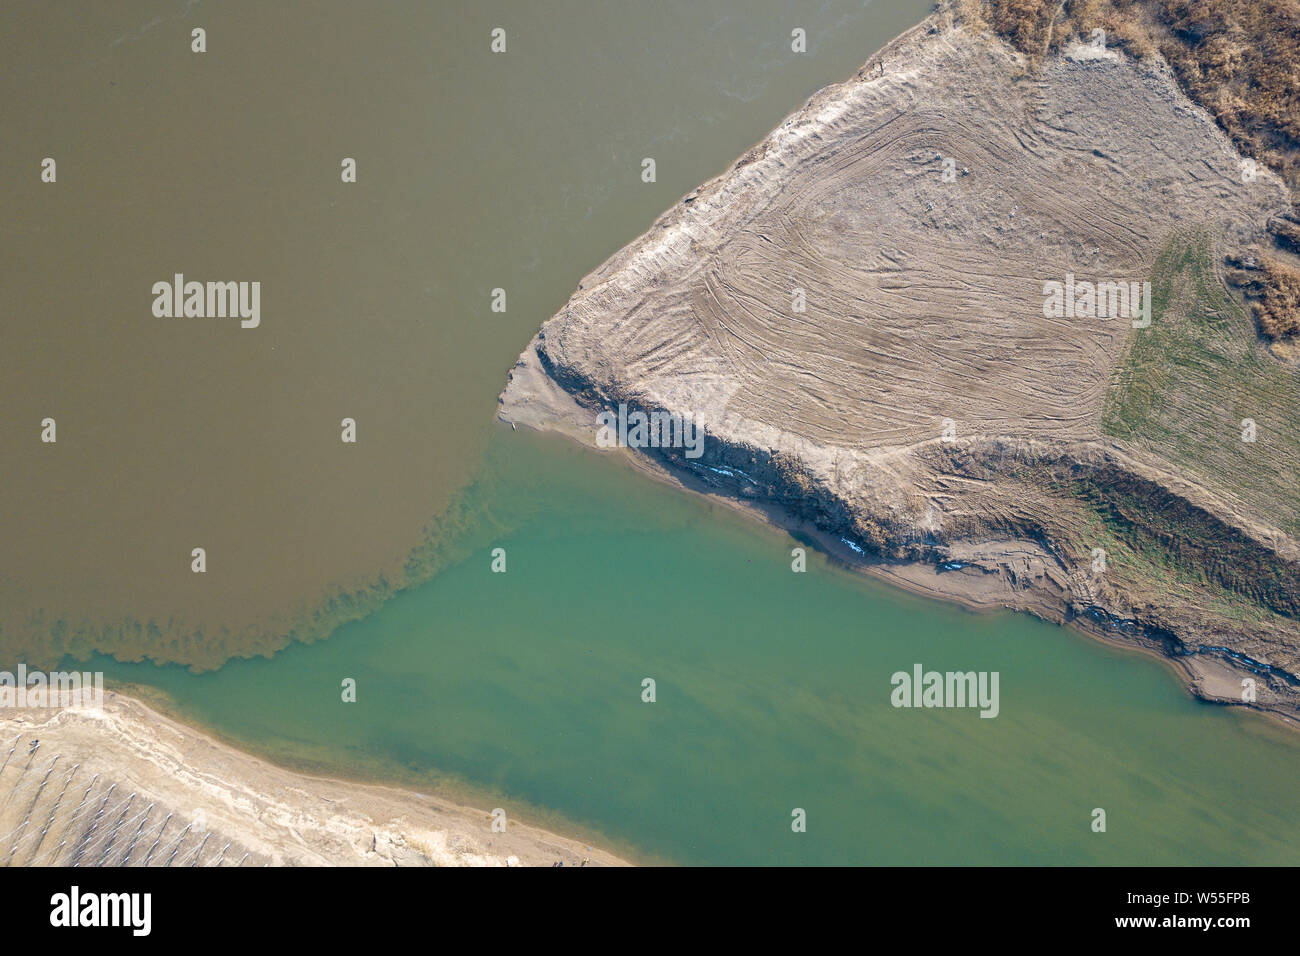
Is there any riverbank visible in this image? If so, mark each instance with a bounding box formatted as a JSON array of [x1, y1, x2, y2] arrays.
[[499, 5, 1300, 727], [0, 691, 628, 867], [504, 393, 1299, 733]]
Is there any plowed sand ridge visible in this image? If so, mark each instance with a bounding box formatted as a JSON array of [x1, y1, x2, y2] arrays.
[[545, 31, 1280, 450]]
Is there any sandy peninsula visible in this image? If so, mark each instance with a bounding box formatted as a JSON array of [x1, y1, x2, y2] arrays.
[[500, 5, 1300, 723], [0, 692, 628, 867]]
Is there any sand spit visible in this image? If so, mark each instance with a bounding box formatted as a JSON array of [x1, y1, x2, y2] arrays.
[[500, 12, 1300, 723], [0, 692, 628, 867]]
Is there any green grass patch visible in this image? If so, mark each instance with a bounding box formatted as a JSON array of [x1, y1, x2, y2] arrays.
[[1102, 231, 1300, 537]]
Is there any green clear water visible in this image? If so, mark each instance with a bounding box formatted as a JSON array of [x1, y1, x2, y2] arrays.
[[86, 430, 1300, 865]]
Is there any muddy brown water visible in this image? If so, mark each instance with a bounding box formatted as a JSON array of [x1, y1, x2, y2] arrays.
[[0, 0, 934, 665]]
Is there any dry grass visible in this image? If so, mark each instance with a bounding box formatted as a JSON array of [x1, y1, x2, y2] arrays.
[[1256, 256, 1300, 338], [1155, 0, 1300, 195]]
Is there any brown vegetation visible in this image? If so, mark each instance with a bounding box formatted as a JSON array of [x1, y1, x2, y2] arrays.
[[1256, 256, 1300, 338], [1225, 249, 1300, 339]]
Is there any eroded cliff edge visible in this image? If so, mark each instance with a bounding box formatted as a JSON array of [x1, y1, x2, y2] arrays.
[[500, 11, 1300, 722]]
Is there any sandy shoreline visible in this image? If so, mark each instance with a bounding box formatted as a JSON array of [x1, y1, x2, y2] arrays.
[[0, 690, 630, 867]]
